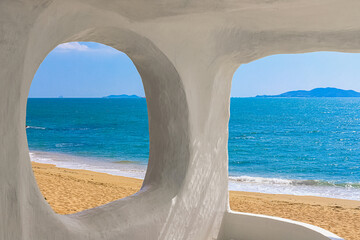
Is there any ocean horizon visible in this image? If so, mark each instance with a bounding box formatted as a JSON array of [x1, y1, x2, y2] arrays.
[[26, 98, 360, 200]]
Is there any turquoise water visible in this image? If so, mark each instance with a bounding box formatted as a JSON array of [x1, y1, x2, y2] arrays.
[[27, 98, 149, 163], [26, 98, 360, 200]]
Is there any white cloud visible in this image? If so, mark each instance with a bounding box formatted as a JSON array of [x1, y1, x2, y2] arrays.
[[54, 42, 121, 55], [55, 42, 89, 51]]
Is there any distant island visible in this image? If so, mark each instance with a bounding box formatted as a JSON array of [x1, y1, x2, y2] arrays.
[[103, 94, 141, 99], [256, 87, 360, 98]]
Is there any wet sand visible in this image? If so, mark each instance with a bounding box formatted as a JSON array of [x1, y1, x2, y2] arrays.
[[32, 162, 360, 240]]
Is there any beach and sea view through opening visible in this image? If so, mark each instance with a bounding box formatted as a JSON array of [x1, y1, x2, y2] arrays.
[[227, 52, 360, 239], [26, 42, 149, 214], [4, 2, 360, 240]]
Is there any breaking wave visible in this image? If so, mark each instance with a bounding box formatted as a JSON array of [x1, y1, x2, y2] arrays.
[[229, 175, 360, 189], [26, 126, 46, 130]]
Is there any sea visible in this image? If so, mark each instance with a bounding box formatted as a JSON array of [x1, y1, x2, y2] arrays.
[[26, 98, 360, 200]]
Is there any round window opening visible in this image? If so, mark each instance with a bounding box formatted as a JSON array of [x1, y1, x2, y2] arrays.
[[27, 42, 149, 215]]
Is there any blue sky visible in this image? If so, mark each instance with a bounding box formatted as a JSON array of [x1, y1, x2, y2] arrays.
[[29, 42, 360, 98], [29, 42, 144, 98]]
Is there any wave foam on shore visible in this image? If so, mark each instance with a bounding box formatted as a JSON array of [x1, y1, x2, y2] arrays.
[[30, 150, 360, 201], [30, 151, 147, 179], [229, 176, 360, 200]]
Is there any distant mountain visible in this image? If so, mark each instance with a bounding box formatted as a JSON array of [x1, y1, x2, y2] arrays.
[[103, 94, 141, 99], [256, 88, 360, 98]]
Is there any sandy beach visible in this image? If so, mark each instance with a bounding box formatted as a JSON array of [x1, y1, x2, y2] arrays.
[[32, 162, 360, 240]]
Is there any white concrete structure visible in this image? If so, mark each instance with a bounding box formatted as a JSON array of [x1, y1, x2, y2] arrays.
[[0, 0, 354, 239]]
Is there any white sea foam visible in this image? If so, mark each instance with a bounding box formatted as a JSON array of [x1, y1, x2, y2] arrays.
[[229, 176, 293, 185], [30, 151, 146, 179], [26, 126, 46, 130], [30, 151, 360, 201], [228, 176, 360, 200]]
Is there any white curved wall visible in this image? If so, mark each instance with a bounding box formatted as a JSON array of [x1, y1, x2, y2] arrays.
[[0, 0, 356, 239], [218, 211, 343, 240]]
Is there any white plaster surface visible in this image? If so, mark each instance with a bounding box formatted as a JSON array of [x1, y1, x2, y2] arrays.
[[0, 0, 355, 239]]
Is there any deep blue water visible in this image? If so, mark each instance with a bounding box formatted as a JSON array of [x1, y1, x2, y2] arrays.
[[229, 98, 360, 184], [26, 98, 360, 199], [27, 98, 149, 163]]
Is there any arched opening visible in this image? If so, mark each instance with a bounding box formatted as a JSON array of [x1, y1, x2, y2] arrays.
[[228, 52, 360, 240], [27, 42, 149, 214], [18, 24, 190, 239]]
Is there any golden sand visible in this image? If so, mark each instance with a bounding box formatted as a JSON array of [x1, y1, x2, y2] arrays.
[[230, 191, 360, 240], [32, 162, 360, 240]]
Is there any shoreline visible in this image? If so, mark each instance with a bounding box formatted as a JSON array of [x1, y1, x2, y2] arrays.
[[30, 150, 360, 201], [32, 162, 360, 240]]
